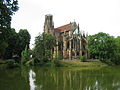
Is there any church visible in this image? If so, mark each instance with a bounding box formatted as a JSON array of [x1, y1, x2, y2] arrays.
[[43, 14, 88, 60]]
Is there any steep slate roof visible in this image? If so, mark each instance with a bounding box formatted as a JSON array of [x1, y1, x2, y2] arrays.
[[54, 23, 72, 33]]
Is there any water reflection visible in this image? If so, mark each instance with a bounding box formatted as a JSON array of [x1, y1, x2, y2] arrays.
[[27, 67, 120, 90], [1, 67, 120, 90], [29, 70, 36, 90]]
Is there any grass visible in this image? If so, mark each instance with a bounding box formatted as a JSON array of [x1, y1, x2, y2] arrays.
[[60, 60, 107, 67]]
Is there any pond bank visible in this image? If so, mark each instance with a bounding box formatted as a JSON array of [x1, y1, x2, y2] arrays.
[[0, 59, 108, 69], [60, 60, 107, 67]]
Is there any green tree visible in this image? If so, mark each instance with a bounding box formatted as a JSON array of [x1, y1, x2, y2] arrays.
[[0, 0, 19, 58], [4, 28, 18, 59], [33, 33, 56, 60], [111, 36, 120, 65], [115, 36, 120, 53], [1, 28, 31, 60], [17, 29, 31, 57], [0, 0, 19, 28], [88, 32, 116, 61]]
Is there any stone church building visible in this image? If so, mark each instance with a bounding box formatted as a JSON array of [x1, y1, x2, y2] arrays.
[[43, 14, 88, 60]]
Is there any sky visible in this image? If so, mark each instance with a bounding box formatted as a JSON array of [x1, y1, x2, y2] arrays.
[[11, 0, 120, 48]]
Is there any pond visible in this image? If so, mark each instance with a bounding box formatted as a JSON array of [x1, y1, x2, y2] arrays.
[[0, 66, 120, 90]]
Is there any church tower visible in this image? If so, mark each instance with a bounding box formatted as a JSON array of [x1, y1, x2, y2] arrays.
[[43, 14, 54, 35]]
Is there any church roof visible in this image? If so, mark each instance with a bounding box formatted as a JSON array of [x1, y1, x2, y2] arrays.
[[54, 23, 72, 33]]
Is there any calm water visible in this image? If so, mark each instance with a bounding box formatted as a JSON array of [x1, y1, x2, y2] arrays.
[[0, 66, 120, 90]]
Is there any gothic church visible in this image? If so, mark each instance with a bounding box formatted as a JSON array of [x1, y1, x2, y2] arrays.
[[43, 14, 88, 60]]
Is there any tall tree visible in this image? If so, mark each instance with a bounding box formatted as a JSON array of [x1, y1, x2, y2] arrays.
[[0, 0, 19, 58], [4, 28, 18, 59], [17, 29, 31, 57]]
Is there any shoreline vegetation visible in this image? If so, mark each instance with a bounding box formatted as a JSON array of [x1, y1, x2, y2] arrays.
[[0, 59, 108, 69]]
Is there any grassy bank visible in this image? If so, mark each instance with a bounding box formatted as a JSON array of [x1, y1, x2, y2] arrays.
[[60, 60, 107, 67], [0, 59, 108, 69]]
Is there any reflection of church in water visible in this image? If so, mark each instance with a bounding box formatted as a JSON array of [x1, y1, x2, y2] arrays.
[[43, 14, 88, 59]]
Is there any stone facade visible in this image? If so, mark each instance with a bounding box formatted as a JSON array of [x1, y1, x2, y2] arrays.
[[43, 14, 88, 60]]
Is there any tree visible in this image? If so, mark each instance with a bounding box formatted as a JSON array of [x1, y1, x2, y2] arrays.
[[115, 36, 120, 53], [0, 0, 19, 58], [1, 28, 31, 59], [17, 29, 31, 57], [0, 0, 19, 28], [4, 28, 18, 59], [88, 32, 116, 61], [111, 36, 120, 65], [33, 33, 56, 59]]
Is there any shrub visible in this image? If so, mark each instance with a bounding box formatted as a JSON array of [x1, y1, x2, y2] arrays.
[[6, 59, 19, 68], [111, 53, 120, 65], [53, 60, 61, 67], [25, 59, 34, 66], [51, 56, 62, 67], [21, 46, 30, 65], [30, 57, 50, 66], [80, 56, 87, 62]]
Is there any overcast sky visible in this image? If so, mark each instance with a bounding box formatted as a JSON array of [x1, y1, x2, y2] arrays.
[[11, 0, 120, 48]]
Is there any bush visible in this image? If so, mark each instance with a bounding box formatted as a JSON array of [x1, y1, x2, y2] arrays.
[[111, 53, 120, 65], [21, 46, 30, 65], [53, 60, 62, 67], [28, 57, 50, 66], [51, 56, 62, 67], [80, 56, 87, 62], [25, 59, 34, 66], [6, 59, 19, 68]]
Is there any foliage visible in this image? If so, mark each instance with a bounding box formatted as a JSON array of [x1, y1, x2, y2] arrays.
[[0, 41, 8, 58], [25, 59, 34, 66], [112, 36, 120, 65], [6, 59, 19, 68], [88, 32, 116, 61], [88, 32, 120, 65], [28, 57, 50, 66], [115, 36, 120, 53], [21, 46, 30, 65], [0, 0, 19, 58], [4, 28, 18, 59], [0, 28, 31, 60], [17, 29, 31, 57], [51, 52, 63, 67], [33, 33, 56, 59], [0, 1, 31, 59], [6, 59, 15, 68], [0, 0, 19, 28], [80, 56, 87, 62], [111, 53, 120, 65], [52, 59, 62, 67]]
